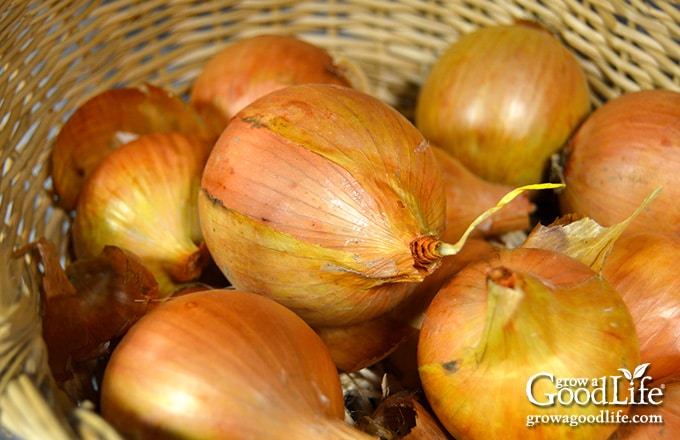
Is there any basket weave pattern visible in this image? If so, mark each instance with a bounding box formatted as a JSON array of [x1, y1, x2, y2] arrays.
[[1, 1, 678, 438]]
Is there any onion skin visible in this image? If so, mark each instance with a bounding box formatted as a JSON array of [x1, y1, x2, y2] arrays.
[[602, 230, 680, 383], [101, 290, 372, 439], [418, 247, 639, 440], [415, 21, 590, 187], [72, 132, 213, 296], [51, 84, 213, 210], [190, 34, 358, 136], [558, 89, 680, 233], [199, 83, 447, 327]]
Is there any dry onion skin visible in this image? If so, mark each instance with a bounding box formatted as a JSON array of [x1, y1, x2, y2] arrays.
[[100, 290, 374, 439], [190, 34, 360, 136], [72, 132, 213, 296], [199, 83, 450, 327], [51, 83, 213, 210], [418, 247, 639, 440], [557, 89, 680, 233], [415, 21, 590, 187]]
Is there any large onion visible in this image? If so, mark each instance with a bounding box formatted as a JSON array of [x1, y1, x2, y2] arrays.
[[418, 247, 639, 439], [199, 83, 452, 327], [557, 89, 680, 233], [100, 289, 373, 439], [415, 21, 590, 187]]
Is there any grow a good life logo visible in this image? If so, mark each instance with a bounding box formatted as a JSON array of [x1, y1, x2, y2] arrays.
[[525, 363, 665, 428]]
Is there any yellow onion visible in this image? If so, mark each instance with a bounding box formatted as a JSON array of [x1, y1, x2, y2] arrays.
[[100, 289, 374, 439], [415, 21, 590, 187], [557, 89, 680, 233], [73, 132, 213, 296], [190, 34, 363, 136], [610, 374, 680, 439], [432, 146, 534, 242], [602, 230, 680, 383], [418, 247, 639, 439], [199, 83, 453, 327], [51, 83, 214, 210]]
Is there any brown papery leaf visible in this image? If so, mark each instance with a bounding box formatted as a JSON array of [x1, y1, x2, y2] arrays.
[[522, 187, 661, 273], [359, 392, 452, 439], [14, 239, 158, 385]]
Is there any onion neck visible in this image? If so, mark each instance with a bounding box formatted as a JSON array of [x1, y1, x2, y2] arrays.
[[410, 234, 468, 274], [416, 182, 567, 270], [165, 241, 211, 282]]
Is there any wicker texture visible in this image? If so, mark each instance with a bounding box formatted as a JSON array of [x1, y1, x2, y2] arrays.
[[1, 1, 678, 438]]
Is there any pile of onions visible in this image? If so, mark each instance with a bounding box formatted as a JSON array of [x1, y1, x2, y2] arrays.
[[100, 289, 374, 439], [41, 24, 680, 440], [417, 247, 639, 439], [557, 89, 680, 233], [190, 34, 364, 136], [199, 83, 453, 328], [415, 20, 591, 187]]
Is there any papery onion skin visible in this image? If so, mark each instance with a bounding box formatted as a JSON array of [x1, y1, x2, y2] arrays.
[[415, 21, 590, 187], [558, 89, 680, 233], [72, 132, 213, 296], [602, 230, 680, 383], [100, 290, 371, 439], [52, 83, 214, 210], [418, 247, 639, 440], [199, 83, 447, 327], [190, 34, 359, 136]]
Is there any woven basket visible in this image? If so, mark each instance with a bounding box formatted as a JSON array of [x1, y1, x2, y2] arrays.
[[1, 1, 678, 438]]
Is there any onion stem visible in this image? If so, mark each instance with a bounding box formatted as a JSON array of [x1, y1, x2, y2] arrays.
[[437, 182, 565, 258]]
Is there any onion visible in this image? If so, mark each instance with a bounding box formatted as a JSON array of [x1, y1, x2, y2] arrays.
[[190, 34, 364, 136], [51, 83, 213, 210], [602, 230, 680, 383], [72, 132, 213, 296], [418, 247, 639, 439], [100, 289, 373, 439], [198, 83, 454, 327], [415, 20, 590, 187], [557, 89, 680, 233]]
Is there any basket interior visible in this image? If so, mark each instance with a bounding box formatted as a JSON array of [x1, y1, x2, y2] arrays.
[[0, 0, 678, 438]]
